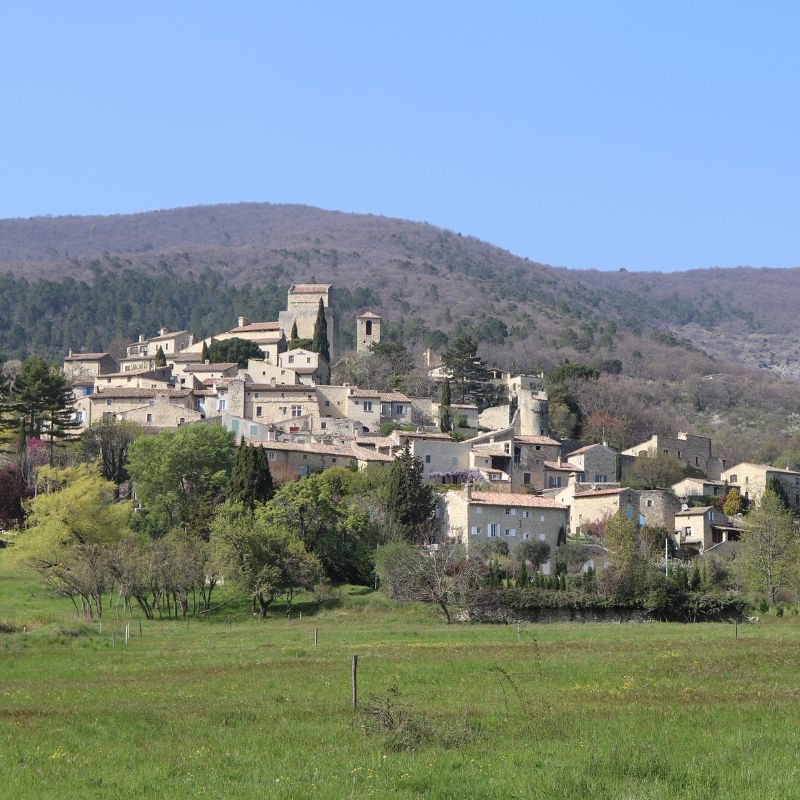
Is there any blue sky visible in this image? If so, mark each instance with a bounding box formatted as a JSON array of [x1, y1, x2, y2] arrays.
[[1, 2, 798, 271]]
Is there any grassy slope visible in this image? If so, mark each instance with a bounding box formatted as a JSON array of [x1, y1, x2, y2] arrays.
[[2, 559, 800, 800]]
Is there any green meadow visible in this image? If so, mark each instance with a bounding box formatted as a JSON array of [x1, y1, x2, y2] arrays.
[[1, 559, 799, 800]]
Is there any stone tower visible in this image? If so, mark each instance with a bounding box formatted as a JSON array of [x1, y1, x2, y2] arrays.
[[278, 283, 336, 357], [356, 311, 382, 354], [517, 388, 549, 437]]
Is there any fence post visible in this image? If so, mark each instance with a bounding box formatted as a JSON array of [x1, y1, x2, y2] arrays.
[[351, 654, 358, 711], [314, 627, 318, 646]]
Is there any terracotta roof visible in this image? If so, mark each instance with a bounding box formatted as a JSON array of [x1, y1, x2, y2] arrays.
[[378, 391, 411, 403], [193, 389, 218, 396], [185, 363, 238, 372], [254, 440, 393, 462], [246, 334, 283, 344], [91, 388, 192, 400], [355, 436, 398, 448], [245, 384, 314, 393], [544, 460, 582, 472], [469, 492, 567, 509], [100, 367, 171, 378], [289, 283, 331, 293], [348, 388, 382, 398], [69, 377, 95, 387], [395, 430, 453, 441], [472, 443, 511, 455], [357, 310, 382, 319], [64, 352, 109, 361], [675, 506, 718, 517], [230, 321, 281, 333], [515, 435, 562, 446], [449, 403, 478, 409], [292, 366, 318, 374]]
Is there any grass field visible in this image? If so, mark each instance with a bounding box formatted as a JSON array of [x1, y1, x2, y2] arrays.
[[2, 558, 800, 800]]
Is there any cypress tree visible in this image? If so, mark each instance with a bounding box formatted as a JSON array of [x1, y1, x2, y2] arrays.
[[253, 445, 275, 504], [155, 346, 167, 367], [291, 320, 298, 340], [515, 561, 528, 588], [439, 379, 453, 433], [311, 299, 330, 364], [384, 441, 436, 543], [229, 440, 275, 508], [201, 341, 210, 362]]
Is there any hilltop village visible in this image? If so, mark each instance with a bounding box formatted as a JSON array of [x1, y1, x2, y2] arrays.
[[57, 283, 800, 573]]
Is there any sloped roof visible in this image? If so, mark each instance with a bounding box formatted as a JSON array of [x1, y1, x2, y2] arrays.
[[515, 435, 562, 446], [357, 310, 382, 319], [289, 283, 331, 293], [574, 487, 627, 498], [230, 321, 281, 333], [90, 388, 192, 400], [378, 391, 411, 403], [64, 352, 109, 361], [245, 384, 313, 393], [349, 388, 382, 398], [567, 442, 609, 456], [544, 460, 583, 472], [185, 363, 238, 372], [149, 330, 189, 342], [470, 492, 567, 509], [255, 439, 393, 462]]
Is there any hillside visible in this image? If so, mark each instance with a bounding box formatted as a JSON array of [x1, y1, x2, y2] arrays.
[[1, 202, 799, 463]]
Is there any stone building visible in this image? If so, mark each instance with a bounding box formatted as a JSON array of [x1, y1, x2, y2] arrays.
[[278, 284, 335, 357], [674, 506, 739, 553], [621, 431, 726, 480], [721, 462, 800, 513], [444, 485, 568, 572], [356, 311, 381, 353]]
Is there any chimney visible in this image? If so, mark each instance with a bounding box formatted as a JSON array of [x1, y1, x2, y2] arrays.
[[557, 454, 562, 466], [568, 471, 578, 487], [464, 481, 472, 502], [424, 347, 432, 367], [238, 316, 248, 328], [138, 334, 145, 343], [68, 348, 72, 357], [159, 327, 167, 336]]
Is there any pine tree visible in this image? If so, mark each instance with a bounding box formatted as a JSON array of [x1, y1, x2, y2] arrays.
[[201, 341, 210, 362], [229, 441, 274, 508], [384, 441, 436, 543], [439, 379, 453, 433], [155, 346, 167, 367], [311, 299, 330, 364], [41, 381, 80, 466]]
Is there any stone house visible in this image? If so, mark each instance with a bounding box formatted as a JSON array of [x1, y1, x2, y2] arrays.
[[431, 402, 480, 429], [391, 430, 471, 482], [243, 358, 300, 386], [555, 485, 639, 537], [316, 386, 382, 433], [78, 388, 196, 431], [255, 439, 393, 479], [277, 348, 327, 385], [121, 329, 194, 369], [671, 477, 731, 500], [183, 362, 240, 381], [63, 351, 117, 383], [378, 391, 414, 425], [444, 485, 568, 571], [674, 506, 739, 553], [543, 458, 584, 489], [621, 432, 726, 480], [564, 442, 617, 484], [95, 366, 174, 390], [637, 489, 682, 530], [721, 462, 800, 513], [119, 396, 206, 429]]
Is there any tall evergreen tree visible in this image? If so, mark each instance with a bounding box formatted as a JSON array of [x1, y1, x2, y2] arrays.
[[384, 442, 436, 543], [439, 378, 453, 433], [12, 356, 70, 439], [440, 334, 490, 405], [154, 345, 167, 367], [311, 299, 331, 364], [291, 320, 298, 340], [41, 379, 80, 465], [229, 440, 274, 508], [201, 340, 210, 362]]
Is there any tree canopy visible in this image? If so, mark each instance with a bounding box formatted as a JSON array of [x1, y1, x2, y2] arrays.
[[207, 337, 264, 368]]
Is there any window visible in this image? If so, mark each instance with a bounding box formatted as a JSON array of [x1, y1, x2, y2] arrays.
[[267, 451, 276, 461], [677, 451, 682, 459], [365, 320, 372, 336], [302, 454, 307, 460], [395, 405, 405, 415], [288, 355, 295, 364], [179, 418, 185, 425], [539, 515, 545, 523], [729, 474, 737, 483], [218, 399, 227, 411], [521, 532, 530, 540], [106, 399, 112, 406], [505, 508, 516, 516], [594, 474, 607, 483], [535, 445, 541, 451], [320, 421, 327, 430], [488, 523, 499, 538], [256, 406, 262, 417], [522, 510, 530, 519], [538, 532, 546, 540], [325, 400, 330, 407], [505, 528, 516, 537], [425, 454, 431, 463], [291, 405, 302, 417], [364, 401, 373, 412], [470, 526, 481, 536], [523, 473, 531, 485], [281, 406, 287, 415], [146, 413, 152, 423], [250, 426, 257, 436], [332, 458, 337, 463], [548, 476, 562, 488], [646, 499, 653, 508]]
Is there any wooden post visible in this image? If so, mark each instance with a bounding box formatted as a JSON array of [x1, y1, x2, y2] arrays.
[[314, 627, 318, 646], [299, 611, 302, 620], [125, 623, 130, 644], [735, 614, 738, 639], [351, 654, 358, 710], [138, 620, 142, 637], [517, 623, 520, 643], [112, 633, 115, 648]]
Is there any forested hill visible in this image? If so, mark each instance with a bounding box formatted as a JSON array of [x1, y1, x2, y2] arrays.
[[1, 202, 800, 464]]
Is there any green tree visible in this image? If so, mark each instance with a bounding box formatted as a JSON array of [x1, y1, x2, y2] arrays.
[[229, 440, 274, 508], [441, 334, 491, 405], [737, 489, 800, 605], [154, 346, 167, 367], [207, 337, 264, 368], [723, 488, 743, 516], [548, 362, 600, 385], [439, 378, 453, 433], [384, 442, 436, 543], [201, 340, 210, 362], [41, 379, 80, 465], [210, 502, 322, 618], [516, 539, 551, 569], [290, 320, 298, 340], [126, 424, 235, 536], [311, 299, 331, 364], [766, 476, 792, 511], [11, 356, 65, 438], [262, 469, 379, 584], [81, 419, 144, 484], [603, 512, 643, 596]]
